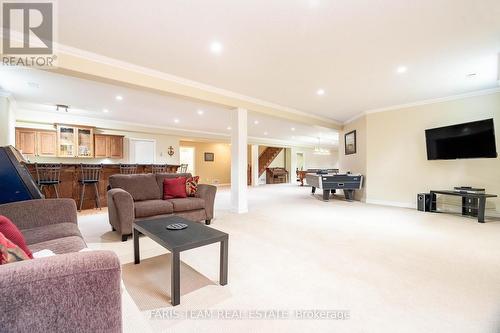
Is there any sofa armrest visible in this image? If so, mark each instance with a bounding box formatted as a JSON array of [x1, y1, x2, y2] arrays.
[[0, 250, 122, 333], [107, 188, 135, 235], [196, 184, 217, 220], [0, 199, 77, 230]]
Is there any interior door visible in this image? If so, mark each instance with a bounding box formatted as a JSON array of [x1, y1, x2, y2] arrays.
[[129, 139, 155, 163]]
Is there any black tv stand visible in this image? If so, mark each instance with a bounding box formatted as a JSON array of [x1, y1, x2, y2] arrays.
[[429, 190, 497, 223]]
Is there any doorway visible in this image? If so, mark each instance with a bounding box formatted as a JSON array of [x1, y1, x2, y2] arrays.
[[296, 152, 304, 170]]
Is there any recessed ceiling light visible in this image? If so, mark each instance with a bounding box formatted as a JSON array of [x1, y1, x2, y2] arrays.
[[227, 126, 232, 130], [115, 95, 123, 101], [197, 109, 204, 115], [103, 108, 109, 113], [254, 120, 259, 125], [291, 127, 296, 131], [174, 118, 180, 123], [316, 89, 325, 96], [210, 41, 223, 54], [396, 66, 407, 74], [264, 131, 268, 135]]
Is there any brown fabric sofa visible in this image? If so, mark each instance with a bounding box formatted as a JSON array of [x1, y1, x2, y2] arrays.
[[0, 199, 122, 333], [107, 173, 217, 241]]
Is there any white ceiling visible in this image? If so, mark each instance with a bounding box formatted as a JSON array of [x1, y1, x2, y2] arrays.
[[0, 67, 339, 147], [50, 0, 500, 122]]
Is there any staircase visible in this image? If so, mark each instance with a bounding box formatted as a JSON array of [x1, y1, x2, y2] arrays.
[[258, 147, 283, 176]]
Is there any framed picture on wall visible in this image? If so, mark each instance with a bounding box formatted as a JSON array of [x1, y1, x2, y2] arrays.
[[345, 130, 356, 155], [204, 152, 215, 162]]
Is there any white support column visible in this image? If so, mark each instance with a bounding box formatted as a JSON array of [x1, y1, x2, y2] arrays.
[[230, 108, 248, 213], [289, 147, 297, 184], [251, 144, 259, 186], [0, 94, 13, 146]]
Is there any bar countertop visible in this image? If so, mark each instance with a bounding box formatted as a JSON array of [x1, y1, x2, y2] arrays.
[[25, 163, 181, 210]]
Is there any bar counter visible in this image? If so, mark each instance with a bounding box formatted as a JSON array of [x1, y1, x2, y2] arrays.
[[25, 163, 180, 210]]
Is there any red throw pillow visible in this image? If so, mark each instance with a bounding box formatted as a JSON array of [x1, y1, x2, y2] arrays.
[[186, 176, 200, 197], [163, 177, 187, 199], [0, 215, 33, 259], [0, 232, 30, 265]]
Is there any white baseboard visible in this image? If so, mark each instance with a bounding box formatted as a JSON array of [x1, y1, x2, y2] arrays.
[[365, 199, 415, 209]]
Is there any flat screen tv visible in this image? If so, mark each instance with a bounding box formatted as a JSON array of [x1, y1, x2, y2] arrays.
[[425, 119, 497, 160]]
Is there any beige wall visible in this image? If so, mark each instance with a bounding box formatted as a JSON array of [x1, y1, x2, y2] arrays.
[[365, 92, 500, 216], [339, 115, 367, 201], [180, 141, 231, 185]]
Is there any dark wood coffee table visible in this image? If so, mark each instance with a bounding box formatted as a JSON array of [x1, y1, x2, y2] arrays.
[[133, 216, 228, 306]]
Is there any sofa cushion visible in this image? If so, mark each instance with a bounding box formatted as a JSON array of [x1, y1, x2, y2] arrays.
[[186, 176, 200, 197], [0, 215, 33, 258], [167, 198, 205, 212], [109, 174, 161, 201], [28, 236, 86, 254], [134, 200, 174, 218], [163, 177, 187, 199], [155, 173, 192, 190], [0, 232, 31, 264], [22, 223, 82, 246]]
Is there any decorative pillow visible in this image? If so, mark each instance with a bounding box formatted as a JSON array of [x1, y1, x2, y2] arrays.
[[0, 232, 30, 265], [0, 215, 33, 259], [163, 177, 187, 199], [186, 176, 200, 197]]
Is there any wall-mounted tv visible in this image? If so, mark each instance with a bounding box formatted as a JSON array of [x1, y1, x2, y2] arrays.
[[425, 119, 497, 160]]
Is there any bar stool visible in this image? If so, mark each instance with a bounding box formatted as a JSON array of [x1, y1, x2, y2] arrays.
[[151, 164, 167, 174], [35, 163, 62, 198], [179, 164, 188, 173], [78, 164, 102, 211], [120, 163, 138, 174]]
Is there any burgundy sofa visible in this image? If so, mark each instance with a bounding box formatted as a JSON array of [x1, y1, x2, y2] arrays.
[[107, 173, 217, 241], [0, 199, 122, 333]]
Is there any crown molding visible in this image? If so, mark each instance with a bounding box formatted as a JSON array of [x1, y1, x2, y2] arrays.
[[55, 43, 341, 128], [343, 86, 500, 125], [15, 107, 338, 150]]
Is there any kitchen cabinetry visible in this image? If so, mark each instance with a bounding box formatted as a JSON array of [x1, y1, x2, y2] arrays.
[[15, 128, 57, 157], [94, 134, 124, 159]]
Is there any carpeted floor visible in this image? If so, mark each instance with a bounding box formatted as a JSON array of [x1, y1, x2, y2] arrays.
[[78, 184, 500, 333]]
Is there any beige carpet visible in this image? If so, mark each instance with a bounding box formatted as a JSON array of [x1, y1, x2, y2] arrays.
[[78, 184, 500, 333], [122, 253, 215, 310]]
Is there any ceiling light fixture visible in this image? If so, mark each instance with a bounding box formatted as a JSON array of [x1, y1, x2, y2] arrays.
[[313, 137, 331, 155], [115, 95, 123, 101], [174, 118, 180, 124], [56, 104, 69, 112], [316, 89, 325, 96], [291, 127, 296, 131], [254, 120, 259, 125], [103, 108, 109, 113], [210, 41, 223, 54], [396, 66, 407, 74], [264, 131, 268, 135], [227, 126, 232, 130], [197, 110, 204, 115]]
